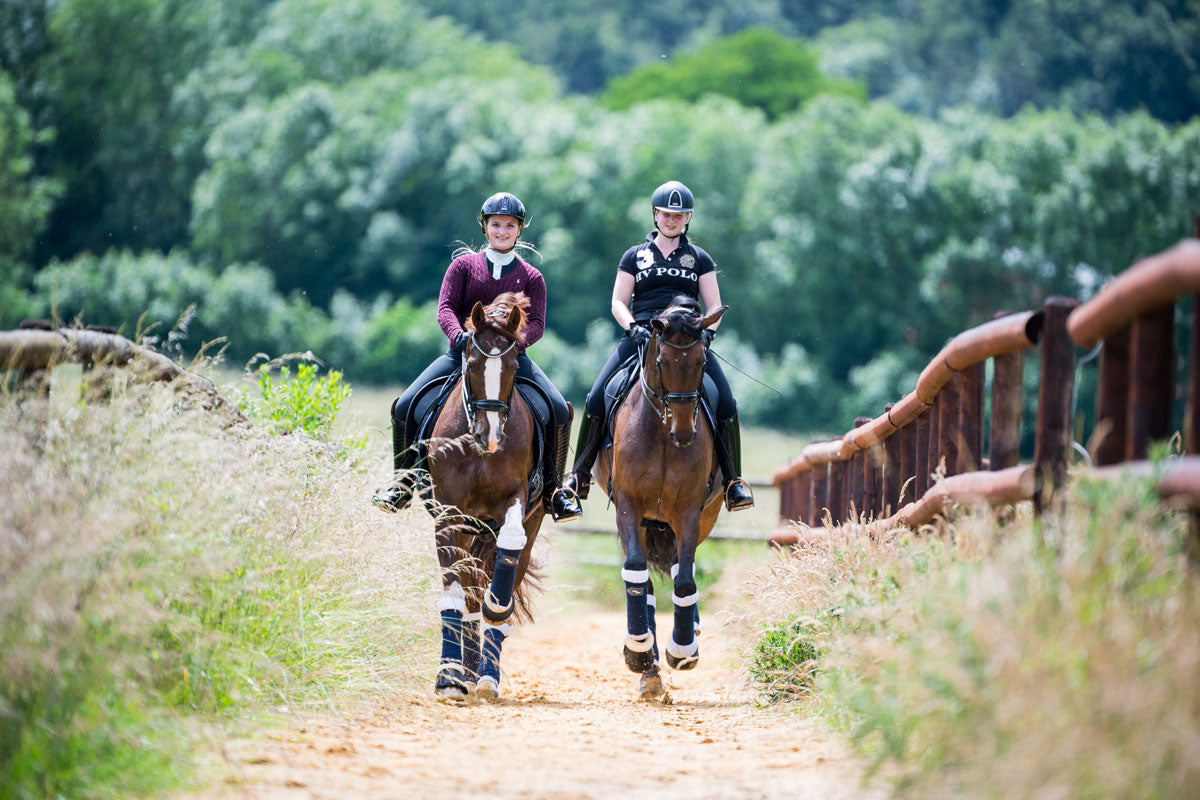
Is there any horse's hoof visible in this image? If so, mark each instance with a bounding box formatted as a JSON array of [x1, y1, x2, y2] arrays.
[[475, 677, 500, 701], [623, 644, 656, 673], [435, 684, 469, 702], [638, 668, 665, 701], [665, 650, 699, 671]]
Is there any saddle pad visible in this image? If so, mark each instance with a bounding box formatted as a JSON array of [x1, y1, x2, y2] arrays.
[[600, 357, 724, 503], [412, 375, 545, 517]]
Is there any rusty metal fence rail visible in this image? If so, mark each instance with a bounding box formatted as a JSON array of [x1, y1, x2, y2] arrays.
[[771, 228, 1200, 549]]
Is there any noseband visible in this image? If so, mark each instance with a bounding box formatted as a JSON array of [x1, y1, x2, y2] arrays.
[[639, 330, 705, 427], [461, 326, 518, 430]]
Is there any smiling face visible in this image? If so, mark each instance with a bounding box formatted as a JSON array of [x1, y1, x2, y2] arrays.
[[653, 209, 691, 238], [484, 214, 522, 252]]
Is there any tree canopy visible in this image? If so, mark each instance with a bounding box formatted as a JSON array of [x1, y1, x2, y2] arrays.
[[3, 0, 1199, 432]]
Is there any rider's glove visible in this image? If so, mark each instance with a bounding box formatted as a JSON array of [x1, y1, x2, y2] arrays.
[[701, 329, 716, 348], [453, 331, 470, 351], [627, 324, 652, 348]]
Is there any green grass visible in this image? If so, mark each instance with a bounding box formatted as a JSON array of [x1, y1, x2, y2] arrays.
[[0, 367, 436, 799], [742, 460, 1200, 797]]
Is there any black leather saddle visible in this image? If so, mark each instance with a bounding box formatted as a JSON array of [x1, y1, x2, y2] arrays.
[[408, 371, 548, 515], [599, 356, 725, 499]]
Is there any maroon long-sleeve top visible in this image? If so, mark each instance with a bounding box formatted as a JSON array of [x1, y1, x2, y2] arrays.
[[436, 251, 546, 353]]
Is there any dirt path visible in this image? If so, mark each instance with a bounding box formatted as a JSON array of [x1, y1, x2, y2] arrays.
[[189, 598, 882, 800]]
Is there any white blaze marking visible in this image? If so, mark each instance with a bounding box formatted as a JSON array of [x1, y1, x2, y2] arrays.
[[484, 351, 502, 451], [496, 499, 526, 551]]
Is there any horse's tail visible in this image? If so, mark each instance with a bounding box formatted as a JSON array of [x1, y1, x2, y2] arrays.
[[470, 536, 543, 624], [643, 520, 677, 576]]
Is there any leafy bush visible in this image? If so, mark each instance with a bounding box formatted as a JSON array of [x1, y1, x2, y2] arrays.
[[239, 360, 358, 446], [750, 616, 822, 701]]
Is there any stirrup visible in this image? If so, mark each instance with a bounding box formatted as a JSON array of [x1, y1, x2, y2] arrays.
[[564, 471, 591, 500], [724, 478, 755, 512], [372, 482, 411, 513], [549, 485, 583, 523]]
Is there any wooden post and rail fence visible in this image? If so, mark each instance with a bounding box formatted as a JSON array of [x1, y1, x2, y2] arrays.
[[771, 221, 1200, 557]]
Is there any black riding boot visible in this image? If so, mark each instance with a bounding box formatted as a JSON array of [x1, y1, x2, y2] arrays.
[[564, 413, 605, 500], [371, 417, 428, 513], [716, 413, 755, 512], [546, 422, 583, 522]]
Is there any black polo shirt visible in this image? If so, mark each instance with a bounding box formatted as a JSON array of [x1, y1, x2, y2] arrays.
[[617, 232, 716, 321]]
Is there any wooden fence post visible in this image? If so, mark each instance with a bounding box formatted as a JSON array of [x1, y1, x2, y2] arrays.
[[1127, 305, 1175, 461], [866, 443, 883, 520], [960, 362, 985, 472], [1034, 297, 1079, 513], [939, 375, 961, 478], [928, 394, 942, 486], [884, 402, 903, 515], [916, 408, 932, 499], [990, 349, 1024, 470], [852, 417, 870, 519], [808, 464, 822, 526], [792, 470, 811, 527], [1094, 325, 1130, 466], [828, 460, 847, 525], [899, 417, 917, 508]]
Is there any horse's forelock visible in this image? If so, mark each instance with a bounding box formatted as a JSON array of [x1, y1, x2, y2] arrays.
[[468, 291, 529, 345], [660, 305, 703, 340]]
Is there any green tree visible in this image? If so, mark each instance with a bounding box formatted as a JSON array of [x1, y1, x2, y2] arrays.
[[601, 27, 863, 119], [36, 0, 264, 260], [0, 70, 59, 327]]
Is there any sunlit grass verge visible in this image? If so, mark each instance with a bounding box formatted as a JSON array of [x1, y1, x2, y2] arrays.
[[0, 373, 434, 800], [742, 465, 1200, 798]]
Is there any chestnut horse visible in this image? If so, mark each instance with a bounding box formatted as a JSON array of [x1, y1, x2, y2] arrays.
[[425, 292, 543, 701], [594, 298, 727, 700]]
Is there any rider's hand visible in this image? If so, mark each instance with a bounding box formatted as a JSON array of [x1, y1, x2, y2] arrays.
[[453, 331, 470, 351], [627, 324, 651, 348], [701, 329, 716, 348]]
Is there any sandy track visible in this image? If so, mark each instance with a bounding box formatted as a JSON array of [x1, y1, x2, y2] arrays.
[[187, 602, 882, 800]]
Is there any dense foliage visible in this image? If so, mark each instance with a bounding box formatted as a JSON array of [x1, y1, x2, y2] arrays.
[[2, 0, 1199, 431]]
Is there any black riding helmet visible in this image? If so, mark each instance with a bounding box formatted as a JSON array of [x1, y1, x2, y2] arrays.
[[479, 192, 527, 232], [651, 180, 693, 237]]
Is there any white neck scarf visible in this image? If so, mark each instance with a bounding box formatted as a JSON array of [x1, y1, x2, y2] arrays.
[[485, 247, 517, 278]]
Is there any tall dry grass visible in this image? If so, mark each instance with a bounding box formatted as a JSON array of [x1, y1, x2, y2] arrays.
[[0, 369, 437, 799], [741, 468, 1200, 798]]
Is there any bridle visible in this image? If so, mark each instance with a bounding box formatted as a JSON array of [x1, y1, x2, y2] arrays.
[[639, 323, 705, 429], [461, 318, 519, 433]]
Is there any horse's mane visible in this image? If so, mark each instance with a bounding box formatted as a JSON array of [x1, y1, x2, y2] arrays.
[[467, 292, 530, 344], [658, 294, 703, 340]]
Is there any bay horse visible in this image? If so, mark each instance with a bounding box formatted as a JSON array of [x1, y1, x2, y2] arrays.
[[425, 292, 543, 701], [594, 297, 727, 700]]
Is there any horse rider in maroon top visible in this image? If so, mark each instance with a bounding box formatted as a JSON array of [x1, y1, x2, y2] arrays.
[[372, 192, 583, 523]]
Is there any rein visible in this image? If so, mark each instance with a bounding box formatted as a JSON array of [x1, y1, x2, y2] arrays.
[[639, 332, 704, 426]]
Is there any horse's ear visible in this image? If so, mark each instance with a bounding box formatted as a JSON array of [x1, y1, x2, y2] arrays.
[[651, 318, 667, 333], [505, 304, 521, 331], [700, 305, 728, 330], [470, 301, 486, 331]]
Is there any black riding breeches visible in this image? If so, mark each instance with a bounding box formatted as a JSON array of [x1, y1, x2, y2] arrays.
[[515, 355, 571, 428], [391, 349, 460, 426], [583, 334, 737, 421]]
